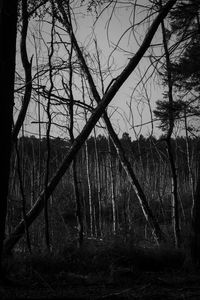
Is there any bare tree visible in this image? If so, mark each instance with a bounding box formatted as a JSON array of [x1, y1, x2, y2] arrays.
[[4, 0, 177, 253], [56, 0, 169, 244]]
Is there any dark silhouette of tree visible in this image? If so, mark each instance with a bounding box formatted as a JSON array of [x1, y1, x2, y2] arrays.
[[165, 0, 200, 260], [169, 0, 200, 92], [191, 154, 200, 266], [12, 0, 33, 142], [0, 0, 18, 277], [153, 3, 181, 247]]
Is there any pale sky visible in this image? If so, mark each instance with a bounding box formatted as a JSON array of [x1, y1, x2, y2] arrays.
[[73, 1, 165, 138]]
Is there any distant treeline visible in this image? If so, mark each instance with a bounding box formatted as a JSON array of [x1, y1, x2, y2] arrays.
[[16, 133, 200, 170]]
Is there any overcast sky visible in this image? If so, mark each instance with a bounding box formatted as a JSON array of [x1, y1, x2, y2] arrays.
[[72, 1, 165, 138]]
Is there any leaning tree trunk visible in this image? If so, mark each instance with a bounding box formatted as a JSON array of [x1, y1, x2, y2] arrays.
[[0, 0, 18, 272], [4, 0, 177, 253]]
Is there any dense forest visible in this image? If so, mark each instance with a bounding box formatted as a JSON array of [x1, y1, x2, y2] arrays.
[[1, 0, 200, 299], [7, 134, 200, 250]]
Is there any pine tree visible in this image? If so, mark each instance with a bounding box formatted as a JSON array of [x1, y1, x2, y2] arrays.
[[169, 0, 200, 92], [165, 0, 200, 262]]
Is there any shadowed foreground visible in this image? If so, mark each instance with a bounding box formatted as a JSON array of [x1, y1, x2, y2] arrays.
[[1, 269, 200, 299], [1, 239, 200, 299]]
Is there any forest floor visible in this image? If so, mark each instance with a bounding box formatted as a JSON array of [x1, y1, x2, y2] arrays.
[[1, 269, 200, 299], [1, 239, 200, 299]]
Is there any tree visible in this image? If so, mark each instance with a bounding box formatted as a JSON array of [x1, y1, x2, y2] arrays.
[[0, 0, 18, 276], [12, 0, 33, 142], [154, 6, 181, 247], [167, 0, 200, 260], [169, 0, 200, 93], [4, 0, 177, 253], [56, 0, 168, 243], [191, 154, 200, 266]]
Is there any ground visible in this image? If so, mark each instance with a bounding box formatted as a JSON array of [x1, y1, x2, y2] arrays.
[[1, 268, 200, 299], [1, 239, 200, 299]]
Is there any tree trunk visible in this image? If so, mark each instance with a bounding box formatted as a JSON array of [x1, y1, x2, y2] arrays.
[[0, 0, 18, 272], [167, 138, 180, 248], [94, 129, 102, 237], [12, 0, 32, 142], [43, 6, 55, 252], [15, 139, 32, 253], [85, 141, 93, 236], [191, 154, 200, 266], [72, 159, 84, 246], [108, 137, 117, 235], [184, 108, 195, 218], [161, 16, 181, 248]]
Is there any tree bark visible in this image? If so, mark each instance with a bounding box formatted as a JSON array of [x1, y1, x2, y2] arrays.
[[184, 107, 195, 218], [191, 154, 200, 266], [43, 3, 56, 252], [4, 0, 177, 252], [12, 0, 32, 142], [15, 139, 32, 253], [108, 137, 117, 235], [161, 15, 181, 248], [85, 140, 93, 236], [94, 129, 102, 237], [82, 76, 94, 237], [0, 0, 18, 271]]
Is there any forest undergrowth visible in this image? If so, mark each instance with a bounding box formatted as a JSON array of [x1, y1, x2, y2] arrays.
[[1, 233, 200, 300]]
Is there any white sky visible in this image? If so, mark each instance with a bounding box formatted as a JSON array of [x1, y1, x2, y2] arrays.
[[72, 1, 165, 138]]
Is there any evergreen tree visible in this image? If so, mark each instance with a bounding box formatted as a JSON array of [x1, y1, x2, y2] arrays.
[[168, 0, 200, 262], [170, 0, 200, 92]]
